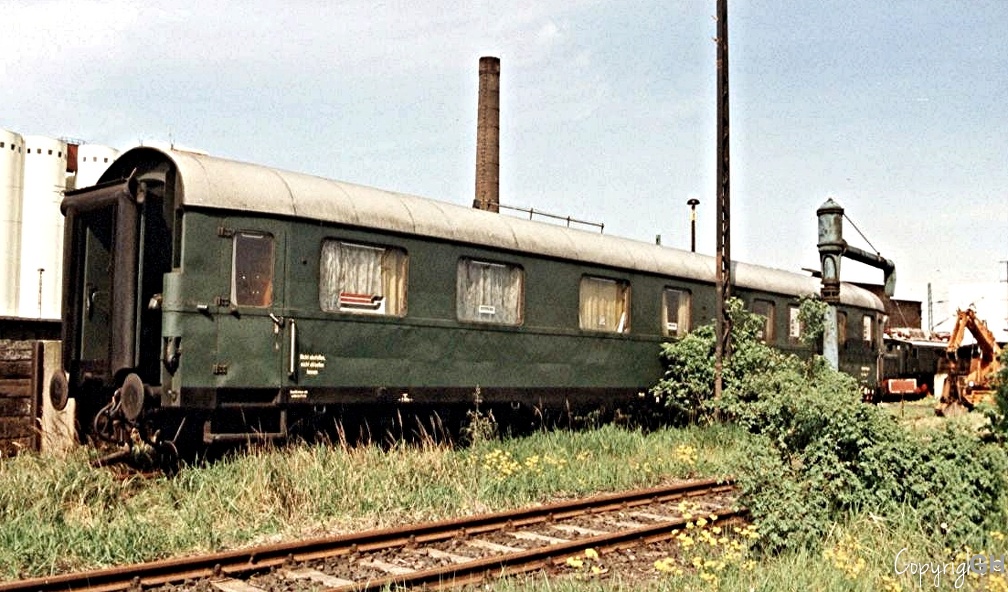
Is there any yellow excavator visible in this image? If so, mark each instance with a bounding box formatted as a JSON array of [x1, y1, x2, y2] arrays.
[[936, 307, 1003, 416]]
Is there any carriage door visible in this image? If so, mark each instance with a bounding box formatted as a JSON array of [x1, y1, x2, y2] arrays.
[[215, 222, 288, 398]]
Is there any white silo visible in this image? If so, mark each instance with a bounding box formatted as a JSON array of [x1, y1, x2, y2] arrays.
[[75, 144, 120, 188], [19, 135, 68, 319], [0, 129, 25, 317]]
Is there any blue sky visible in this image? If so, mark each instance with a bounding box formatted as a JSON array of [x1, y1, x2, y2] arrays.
[[3, 0, 1007, 328]]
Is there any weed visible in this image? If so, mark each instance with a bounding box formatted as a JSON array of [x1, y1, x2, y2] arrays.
[[461, 404, 499, 447]]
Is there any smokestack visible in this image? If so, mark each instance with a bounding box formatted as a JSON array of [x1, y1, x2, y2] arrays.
[[474, 56, 500, 212]]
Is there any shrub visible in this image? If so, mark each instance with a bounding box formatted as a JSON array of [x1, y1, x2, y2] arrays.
[[652, 298, 1008, 554], [649, 323, 717, 425], [985, 349, 1008, 438], [651, 298, 797, 425]]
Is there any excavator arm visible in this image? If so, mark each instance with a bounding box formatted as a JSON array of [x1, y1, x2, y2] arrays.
[[963, 310, 1002, 366], [938, 308, 1003, 415]]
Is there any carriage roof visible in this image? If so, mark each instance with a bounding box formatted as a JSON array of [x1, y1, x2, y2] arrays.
[[101, 147, 885, 312]]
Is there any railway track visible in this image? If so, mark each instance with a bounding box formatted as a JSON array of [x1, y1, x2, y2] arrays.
[[2, 478, 742, 592]]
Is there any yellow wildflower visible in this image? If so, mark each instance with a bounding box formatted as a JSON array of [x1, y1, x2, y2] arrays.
[[654, 557, 676, 573]]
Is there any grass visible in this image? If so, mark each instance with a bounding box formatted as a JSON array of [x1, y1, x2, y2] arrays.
[[0, 423, 743, 580], [2, 420, 1007, 591], [487, 511, 1008, 591], [879, 396, 991, 433]]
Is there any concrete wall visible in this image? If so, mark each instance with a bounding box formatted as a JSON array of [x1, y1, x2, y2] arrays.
[[39, 340, 75, 453]]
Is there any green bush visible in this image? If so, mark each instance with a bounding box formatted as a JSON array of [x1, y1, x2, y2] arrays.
[[649, 322, 717, 425], [797, 296, 829, 349], [650, 298, 793, 425], [652, 297, 1008, 554], [986, 348, 1008, 437], [736, 396, 1007, 554]]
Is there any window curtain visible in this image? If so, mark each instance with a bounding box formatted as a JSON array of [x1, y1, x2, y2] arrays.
[[457, 259, 522, 325], [663, 289, 690, 337], [381, 249, 406, 315], [320, 241, 405, 315], [579, 277, 629, 332]]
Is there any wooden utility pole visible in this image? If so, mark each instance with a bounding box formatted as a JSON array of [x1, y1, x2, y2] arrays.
[[713, 0, 732, 398]]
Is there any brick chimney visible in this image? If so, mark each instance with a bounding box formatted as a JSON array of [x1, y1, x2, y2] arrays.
[[473, 56, 500, 212]]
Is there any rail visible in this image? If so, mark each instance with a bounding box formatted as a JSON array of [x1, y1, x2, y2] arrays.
[[498, 203, 605, 233], [0, 478, 739, 592]]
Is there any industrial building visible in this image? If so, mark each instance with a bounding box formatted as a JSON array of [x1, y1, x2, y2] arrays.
[[0, 128, 118, 320]]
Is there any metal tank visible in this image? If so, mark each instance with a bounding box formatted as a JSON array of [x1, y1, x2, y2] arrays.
[[19, 135, 68, 319], [75, 144, 120, 188], [0, 129, 25, 316]]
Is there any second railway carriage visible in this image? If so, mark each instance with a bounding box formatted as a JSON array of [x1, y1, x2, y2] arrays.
[[54, 147, 886, 454]]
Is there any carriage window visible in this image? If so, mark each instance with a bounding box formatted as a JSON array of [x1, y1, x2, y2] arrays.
[[662, 288, 691, 337], [837, 310, 848, 348], [232, 232, 274, 307], [788, 305, 802, 341], [456, 259, 523, 325], [319, 240, 407, 316], [863, 314, 874, 344], [580, 276, 630, 333], [752, 299, 776, 342]]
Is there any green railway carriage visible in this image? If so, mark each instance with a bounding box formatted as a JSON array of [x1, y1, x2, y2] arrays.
[[55, 147, 885, 452]]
